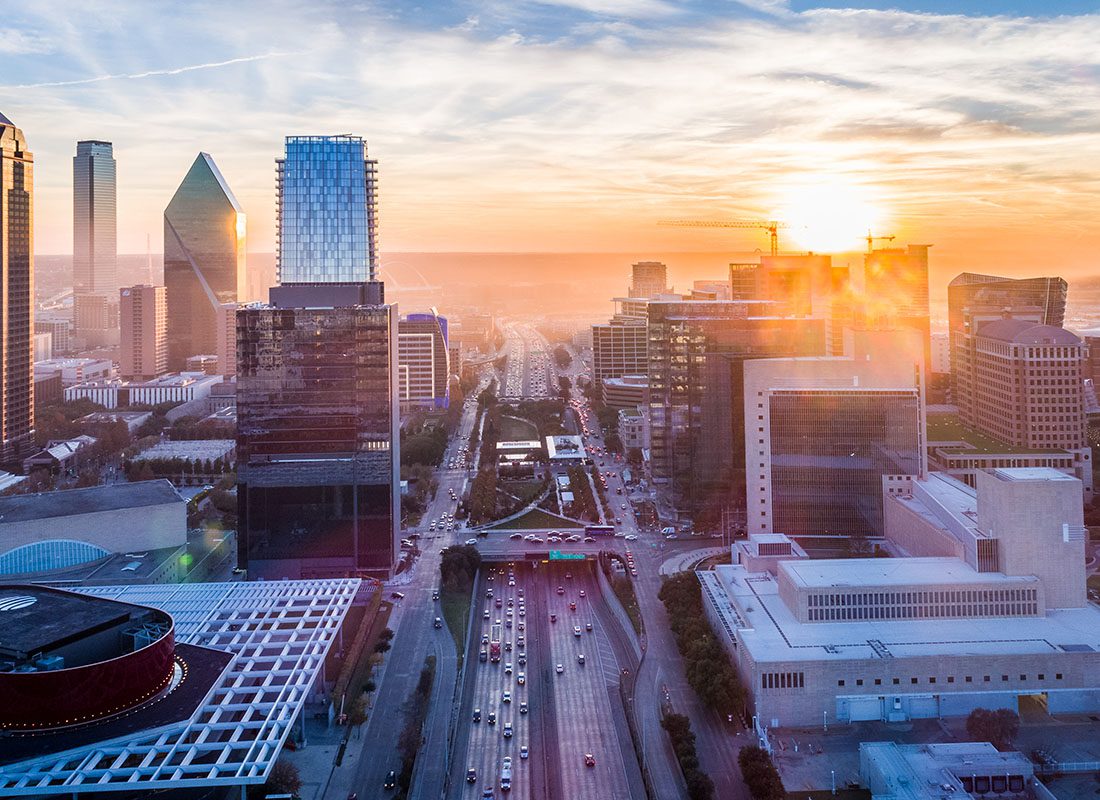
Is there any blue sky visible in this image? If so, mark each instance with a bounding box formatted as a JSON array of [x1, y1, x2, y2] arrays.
[[1, 0, 1098, 280]]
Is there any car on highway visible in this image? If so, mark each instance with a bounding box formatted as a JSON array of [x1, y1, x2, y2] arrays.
[[504, 662, 513, 674], [549, 613, 557, 623], [465, 538, 478, 546], [573, 625, 581, 637], [585, 622, 593, 631], [473, 708, 481, 722], [569, 601, 576, 611], [482, 786, 494, 798], [577, 653, 585, 665], [517, 653, 526, 665], [432, 589, 439, 600], [556, 585, 565, 595], [483, 610, 490, 620], [486, 588, 494, 598], [580, 590, 586, 598], [584, 753, 596, 767], [520, 745, 529, 759], [384, 769, 397, 789], [488, 711, 496, 724], [503, 722, 513, 738], [516, 672, 525, 685], [434, 617, 443, 628], [467, 768, 477, 783], [518, 608, 525, 617], [502, 690, 511, 703], [556, 663, 564, 674], [625, 534, 638, 541], [519, 701, 528, 714], [508, 532, 522, 540]]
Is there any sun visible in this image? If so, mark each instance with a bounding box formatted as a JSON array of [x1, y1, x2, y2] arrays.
[[772, 182, 887, 254]]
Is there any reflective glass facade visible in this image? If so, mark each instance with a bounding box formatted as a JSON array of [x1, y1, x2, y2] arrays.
[[769, 389, 922, 537], [276, 135, 378, 284], [0, 114, 34, 468], [164, 153, 245, 370], [72, 140, 117, 296], [646, 301, 826, 514], [236, 300, 399, 578]]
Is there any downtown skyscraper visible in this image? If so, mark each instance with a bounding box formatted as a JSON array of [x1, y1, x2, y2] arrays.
[[0, 113, 34, 469], [237, 135, 399, 579], [276, 135, 378, 283], [73, 140, 118, 347], [164, 153, 246, 370]]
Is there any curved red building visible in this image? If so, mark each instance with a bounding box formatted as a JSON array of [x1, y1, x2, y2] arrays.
[[0, 585, 176, 729]]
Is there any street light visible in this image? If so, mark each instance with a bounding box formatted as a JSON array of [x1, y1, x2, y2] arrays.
[[823, 710, 828, 732]]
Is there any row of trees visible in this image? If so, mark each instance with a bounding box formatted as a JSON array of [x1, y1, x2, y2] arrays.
[[440, 544, 481, 593], [661, 713, 715, 800], [590, 464, 613, 519], [395, 654, 438, 797], [566, 465, 599, 522], [400, 418, 449, 467], [737, 746, 785, 800], [124, 456, 230, 481], [553, 345, 572, 369], [466, 467, 498, 524], [657, 572, 748, 718]]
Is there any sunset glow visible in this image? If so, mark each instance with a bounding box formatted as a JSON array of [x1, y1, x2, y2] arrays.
[[774, 183, 887, 254]]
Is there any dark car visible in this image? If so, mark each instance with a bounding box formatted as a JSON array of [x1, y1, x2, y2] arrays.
[[384, 769, 397, 789], [473, 708, 481, 722], [467, 768, 477, 783]]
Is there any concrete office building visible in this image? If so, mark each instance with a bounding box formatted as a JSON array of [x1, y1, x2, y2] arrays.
[[32, 332, 51, 362], [398, 312, 450, 411], [72, 140, 118, 348], [119, 284, 167, 380], [34, 356, 112, 386], [700, 467, 1100, 728], [237, 282, 400, 579], [215, 302, 237, 376], [744, 329, 925, 538], [860, 742, 1040, 800], [628, 260, 667, 298], [956, 318, 1086, 451], [35, 316, 70, 356], [618, 407, 650, 451], [592, 317, 648, 386], [277, 135, 378, 284], [164, 153, 246, 370], [647, 300, 827, 516], [0, 113, 35, 470], [601, 374, 649, 410]]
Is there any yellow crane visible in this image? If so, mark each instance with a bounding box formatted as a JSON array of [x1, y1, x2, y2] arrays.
[[865, 231, 895, 253], [658, 218, 788, 256]]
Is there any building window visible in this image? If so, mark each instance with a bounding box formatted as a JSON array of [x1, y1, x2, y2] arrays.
[[874, 679, 881, 686], [929, 677, 936, 684], [837, 680, 845, 687], [856, 679, 863, 686], [1002, 675, 1009, 682], [892, 678, 900, 685], [911, 678, 918, 684]]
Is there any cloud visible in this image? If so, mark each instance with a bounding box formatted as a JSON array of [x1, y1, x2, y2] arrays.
[[2, 0, 1099, 265], [0, 51, 302, 90]]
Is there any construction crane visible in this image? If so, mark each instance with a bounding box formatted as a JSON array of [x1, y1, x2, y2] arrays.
[[865, 230, 895, 253], [659, 219, 788, 256]]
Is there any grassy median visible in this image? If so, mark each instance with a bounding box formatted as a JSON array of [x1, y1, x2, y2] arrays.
[[441, 588, 471, 669]]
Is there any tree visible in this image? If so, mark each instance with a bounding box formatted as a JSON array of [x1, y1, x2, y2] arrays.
[[374, 640, 391, 653], [257, 759, 301, 799], [738, 746, 785, 800], [966, 708, 1020, 751], [74, 468, 100, 488], [627, 447, 644, 465], [379, 627, 395, 641], [347, 694, 368, 737]]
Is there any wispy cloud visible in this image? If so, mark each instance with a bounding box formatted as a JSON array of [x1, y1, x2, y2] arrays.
[[0, 51, 300, 90]]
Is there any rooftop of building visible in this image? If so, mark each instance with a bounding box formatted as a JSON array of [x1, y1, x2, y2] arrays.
[[68, 371, 223, 389], [0, 480, 182, 524], [706, 564, 1100, 663], [0, 585, 149, 661], [862, 741, 1034, 800], [34, 357, 111, 370], [603, 375, 649, 386], [78, 411, 152, 423], [976, 318, 1082, 346], [618, 408, 644, 419], [546, 435, 586, 459], [927, 412, 1062, 455], [779, 556, 1035, 590], [134, 439, 235, 461]]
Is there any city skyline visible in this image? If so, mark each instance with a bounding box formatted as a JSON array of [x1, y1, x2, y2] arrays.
[[1, 1, 1098, 283]]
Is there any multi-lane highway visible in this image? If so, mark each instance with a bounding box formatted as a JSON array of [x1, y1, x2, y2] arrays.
[[449, 561, 636, 800], [501, 323, 553, 400]]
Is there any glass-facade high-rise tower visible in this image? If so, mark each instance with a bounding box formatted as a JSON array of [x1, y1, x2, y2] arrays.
[[73, 140, 117, 348], [0, 112, 34, 469], [276, 135, 378, 284], [164, 153, 246, 370]]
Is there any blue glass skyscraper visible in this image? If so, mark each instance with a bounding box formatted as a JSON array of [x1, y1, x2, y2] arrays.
[[276, 135, 378, 284]]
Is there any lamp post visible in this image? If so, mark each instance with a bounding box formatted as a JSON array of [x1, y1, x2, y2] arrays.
[[831, 770, 836, 796], [823, 709, 828, 732]]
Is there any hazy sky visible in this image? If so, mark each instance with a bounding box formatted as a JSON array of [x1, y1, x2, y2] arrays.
[[3, 0, 1099, 279]]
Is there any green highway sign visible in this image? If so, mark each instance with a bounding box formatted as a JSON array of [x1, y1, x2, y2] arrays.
[[549, 550, 586, 561]]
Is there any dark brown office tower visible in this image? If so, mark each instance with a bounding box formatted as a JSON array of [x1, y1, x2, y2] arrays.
[[236, 282, 400, 579], [0, 112, 34, 470], [164, 153, 245, 370]]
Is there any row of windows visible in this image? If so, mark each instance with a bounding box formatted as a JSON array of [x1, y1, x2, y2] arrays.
[[808, 588, 1037, 607], [761, 671, 804, 690], [839, 672, 1064, 688], [808, 603, 1038, 621]]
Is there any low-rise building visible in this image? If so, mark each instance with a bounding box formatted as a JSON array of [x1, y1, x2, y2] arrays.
[[546, 435, 587, 465], [601, 374, 648, 410], [65, 371, 224, 409], [34, 357, 113, 387], [861, 742, 1039, 800], [618, 407, 650, 451], [132, 438, 236, 468], [700, 467, 1100, 728], [78, 410, 153, 434], [22, 435, 98, 475]]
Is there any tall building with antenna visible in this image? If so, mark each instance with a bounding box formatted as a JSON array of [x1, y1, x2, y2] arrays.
[[73, 140, 118, 348]]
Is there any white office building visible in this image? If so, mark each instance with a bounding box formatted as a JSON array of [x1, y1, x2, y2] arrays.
[[700, 467, 1100, 728]]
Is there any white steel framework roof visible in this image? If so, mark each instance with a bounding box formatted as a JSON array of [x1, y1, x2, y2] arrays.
[[0, 579, 360, 796]]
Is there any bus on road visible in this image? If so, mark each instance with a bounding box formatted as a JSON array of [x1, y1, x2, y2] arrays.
[[490, 623, 502, 662], [585, 524, 615, 536]]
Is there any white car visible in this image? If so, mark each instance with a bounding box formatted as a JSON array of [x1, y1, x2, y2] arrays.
[[465, 538, 478, 545], [625, 534, 638, 541], [502, 691, 512, 703], [573, 626, 581, 637], [555, 663, 564, 674], [520, 745, 529, 759]]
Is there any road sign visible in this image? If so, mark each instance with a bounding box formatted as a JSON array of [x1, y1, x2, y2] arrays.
[[549, 550, 586, 561]]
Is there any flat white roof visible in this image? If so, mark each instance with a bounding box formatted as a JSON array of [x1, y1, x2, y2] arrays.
[[546, 435, 586, 460], [779, 556, 1032, 589], [710, 565, 1100, 663]]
